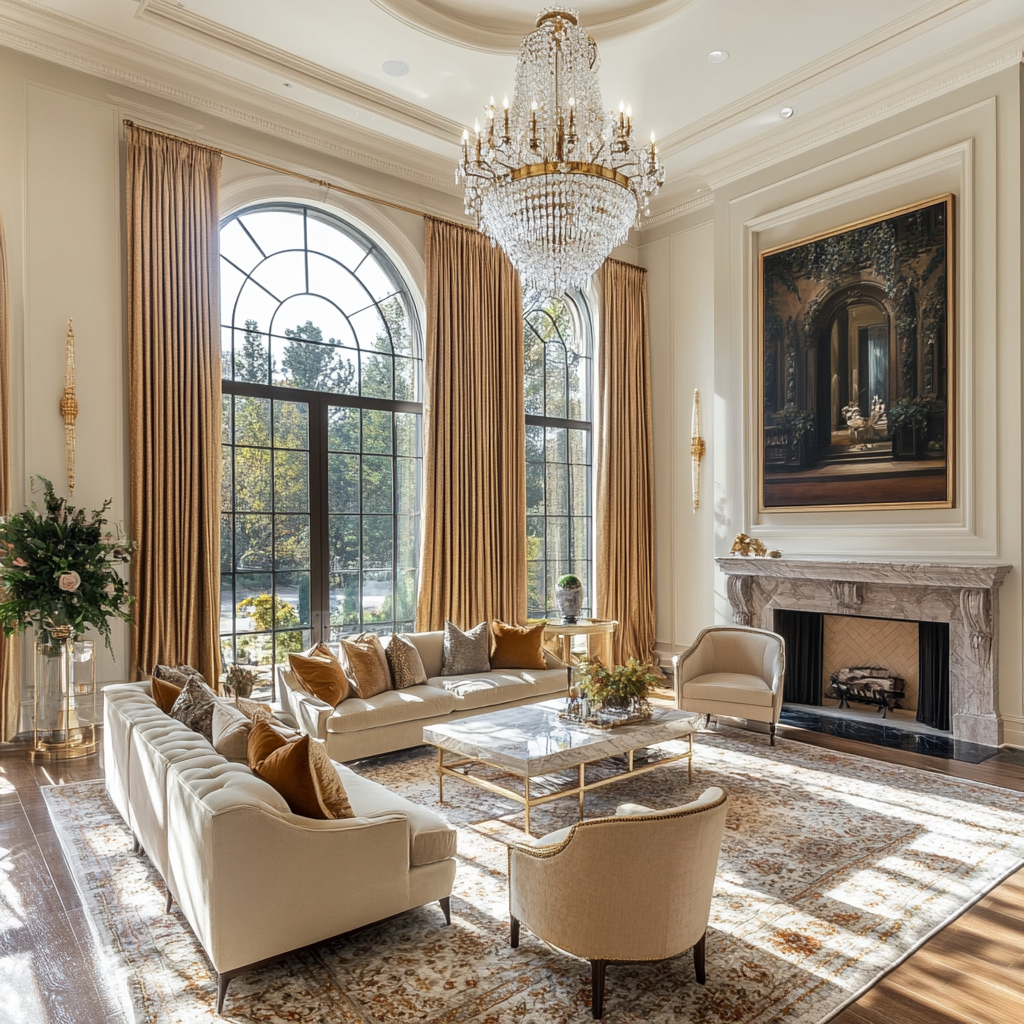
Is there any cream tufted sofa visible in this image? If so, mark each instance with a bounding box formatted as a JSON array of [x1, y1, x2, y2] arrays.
[[278, 631, 568, 761], [103, 682, 457, 1014], [673, 626, 786, 745]]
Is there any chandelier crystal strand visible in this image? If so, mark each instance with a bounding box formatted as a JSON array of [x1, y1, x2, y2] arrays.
[[458, 7, 665, 294]]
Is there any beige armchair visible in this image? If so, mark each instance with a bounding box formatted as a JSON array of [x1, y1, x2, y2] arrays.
[[673, 626, 786, 745], [508, 787, 728, 1019]]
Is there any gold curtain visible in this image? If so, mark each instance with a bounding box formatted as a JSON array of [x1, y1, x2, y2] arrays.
[[596, 258, 658, 668], [416, 218, 527, 630], [126, 125, 222, 685], [0, 212, 18, 741]]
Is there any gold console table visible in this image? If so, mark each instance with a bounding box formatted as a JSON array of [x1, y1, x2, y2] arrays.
[[543, 619, 618, 668]]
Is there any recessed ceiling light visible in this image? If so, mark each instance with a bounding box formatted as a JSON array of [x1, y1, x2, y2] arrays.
[[780, 106, 795, 118], [382, 60, 410, 77], [282, 82, 292, 88], [706, 50, 729, 64]]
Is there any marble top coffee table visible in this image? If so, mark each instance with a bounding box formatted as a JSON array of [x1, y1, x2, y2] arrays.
[[423, 699, 699, 835]]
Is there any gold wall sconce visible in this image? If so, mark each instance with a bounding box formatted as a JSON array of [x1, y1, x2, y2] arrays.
[[59, 318, 78, 495]]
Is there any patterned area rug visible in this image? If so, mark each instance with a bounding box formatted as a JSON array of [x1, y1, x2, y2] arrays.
[[43, 727, 1024, 1024]]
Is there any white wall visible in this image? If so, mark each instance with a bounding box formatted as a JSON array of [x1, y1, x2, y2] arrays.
[[642, 67, 1024, 748]]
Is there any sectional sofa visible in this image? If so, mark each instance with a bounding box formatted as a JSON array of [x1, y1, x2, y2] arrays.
[[278, 630, 569, 761], [103, 681, 458, 1013]]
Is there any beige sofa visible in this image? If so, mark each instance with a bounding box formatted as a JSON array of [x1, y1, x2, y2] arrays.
[[278, 630, 569, 761], [103, 682, 457, 1014]]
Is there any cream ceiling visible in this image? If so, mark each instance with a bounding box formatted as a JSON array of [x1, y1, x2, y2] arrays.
[[2, 0, 1023, 220]]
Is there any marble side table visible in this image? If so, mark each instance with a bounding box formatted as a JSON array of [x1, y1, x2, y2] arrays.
[[423, 699, 699, 835], [542, 619, 618, 668]]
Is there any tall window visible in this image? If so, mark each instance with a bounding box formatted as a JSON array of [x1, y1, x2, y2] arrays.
[[219, 203, 421, 696], [524, 291, 593, 619]]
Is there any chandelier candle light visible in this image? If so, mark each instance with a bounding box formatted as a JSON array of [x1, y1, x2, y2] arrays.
[[457, 7, 665, 293]]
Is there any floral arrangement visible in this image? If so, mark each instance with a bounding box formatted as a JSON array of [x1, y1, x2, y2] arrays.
[[0, 477, 134, 654], [574, 656, 659, 711], [225, 663, 259, 699]]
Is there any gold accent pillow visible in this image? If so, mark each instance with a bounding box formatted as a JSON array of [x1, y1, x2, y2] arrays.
[[150, 676, 182, 714], [340, 633, 392, 699], [385, 633, 428, 689], [288, 649, 351, 706], [490, 620, 549, 670]]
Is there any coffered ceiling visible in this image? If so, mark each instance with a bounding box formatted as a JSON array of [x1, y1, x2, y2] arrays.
[[2, 0, 1023, 221]]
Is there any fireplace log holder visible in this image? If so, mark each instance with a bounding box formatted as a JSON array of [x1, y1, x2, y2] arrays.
[[829, 669, 906, 719]]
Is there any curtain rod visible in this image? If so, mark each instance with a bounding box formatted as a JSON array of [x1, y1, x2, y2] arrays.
[[122, 119, 466, 228]]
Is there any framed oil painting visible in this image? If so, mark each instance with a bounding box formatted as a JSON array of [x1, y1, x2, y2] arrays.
[[759, 194, 954, 512]]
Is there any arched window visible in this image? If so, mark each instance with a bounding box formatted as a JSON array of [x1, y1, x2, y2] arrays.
[[523, 290, 593, 620], [219, 203, 422, 696]]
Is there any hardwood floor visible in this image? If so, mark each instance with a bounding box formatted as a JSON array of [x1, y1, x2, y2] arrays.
[[1, 724, 1021, 1024]]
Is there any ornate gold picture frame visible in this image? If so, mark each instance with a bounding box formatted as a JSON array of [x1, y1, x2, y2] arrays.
[[758, 194, 954, 512]]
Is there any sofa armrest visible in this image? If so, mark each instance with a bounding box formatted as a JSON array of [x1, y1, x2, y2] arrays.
[[289, 689, 334, 739], [542, 649, 568, 671]]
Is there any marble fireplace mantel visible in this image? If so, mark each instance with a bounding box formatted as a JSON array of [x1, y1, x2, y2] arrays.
[[715, 557, 1012, 746]]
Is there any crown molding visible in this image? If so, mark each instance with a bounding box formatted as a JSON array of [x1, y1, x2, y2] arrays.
[[692, 21, 1024, 190], [106, 94, 205, 136], [644, 189, 715, 227], [0, 0, 462, 203], [136, 0, 462, 145], [368, 0, 699, 54], [658, 0, 984, 160]]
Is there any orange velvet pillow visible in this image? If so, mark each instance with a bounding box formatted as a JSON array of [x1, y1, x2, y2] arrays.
[[288, 649, 351, 706], [490, 620, 549, 670], [151, 676, 182, 714], [248, 725, 354, 819]]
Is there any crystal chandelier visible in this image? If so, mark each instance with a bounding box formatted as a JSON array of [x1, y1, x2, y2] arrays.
[[457, 7, 665, 294]]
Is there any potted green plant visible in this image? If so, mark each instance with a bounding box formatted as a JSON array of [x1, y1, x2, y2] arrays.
[[888, 395, 934, 459], [555, 573, 583, 624], [0, 477, 135, 653]]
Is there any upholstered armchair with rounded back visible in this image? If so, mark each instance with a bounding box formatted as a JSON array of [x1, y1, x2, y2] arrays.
[[508, 786, 728, 1019], [674, 626, 786, 744]]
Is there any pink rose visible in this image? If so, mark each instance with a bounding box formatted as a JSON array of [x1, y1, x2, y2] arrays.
[[58, 571, 81, 592], [12, 557, 27, 567]]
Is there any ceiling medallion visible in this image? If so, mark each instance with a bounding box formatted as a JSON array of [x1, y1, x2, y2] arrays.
[[457, 6, 665, 294]]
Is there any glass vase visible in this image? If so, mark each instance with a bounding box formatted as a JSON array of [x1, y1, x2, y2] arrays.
[[30, 632, 98, 761]]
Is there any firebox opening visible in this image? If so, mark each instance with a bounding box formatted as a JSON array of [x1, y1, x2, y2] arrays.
[[773, 609, 950, 732]]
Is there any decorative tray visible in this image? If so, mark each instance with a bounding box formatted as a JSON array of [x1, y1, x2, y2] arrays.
[[558, 700, 652, 730]]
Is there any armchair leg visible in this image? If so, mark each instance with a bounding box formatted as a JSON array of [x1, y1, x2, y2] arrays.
[[165, 887, 173, 913], [510, 915, 520, 948], [693, 930, 707, 984], [132, 834, 140, 855], [216, 973, 230, 1015], [590, 960, 606, 1019], [439, 896, 451, 925], [770, 722, 777, 747]]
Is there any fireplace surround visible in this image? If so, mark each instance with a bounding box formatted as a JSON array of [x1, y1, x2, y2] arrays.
[[716, 557, 1011, 746]]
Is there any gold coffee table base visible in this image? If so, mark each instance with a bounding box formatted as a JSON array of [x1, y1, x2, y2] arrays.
[[434, 733, 693, 835]]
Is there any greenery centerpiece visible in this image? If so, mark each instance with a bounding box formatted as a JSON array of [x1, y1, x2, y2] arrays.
[[0, 477, 134, 654], [564, 656, 659, 728]]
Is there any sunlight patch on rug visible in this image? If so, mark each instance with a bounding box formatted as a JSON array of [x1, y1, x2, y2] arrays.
[[42, 727, 1024, 1023]]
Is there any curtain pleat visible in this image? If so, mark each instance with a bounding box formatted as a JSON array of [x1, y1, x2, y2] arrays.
[[917, 620, 950, 730], [416, 218, 526, 631], [774, 609, 823, 705], [0, 211, 19, 741], [126, 125, 222, 686], [596, 259, 658, 668]]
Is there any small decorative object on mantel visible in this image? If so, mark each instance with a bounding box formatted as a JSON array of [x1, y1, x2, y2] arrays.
[[0, 477, 135, 760], [59, 318, 79, 496], [561, 656, 657, 729], [554, 573, 584, 624], [690, 388, 706, 512], [729, 533, 782, 558]]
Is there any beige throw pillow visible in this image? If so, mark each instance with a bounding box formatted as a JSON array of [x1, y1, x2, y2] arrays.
[[211, 701, 252, 763], [385, 633, 428, 689], [340, 633, 392, 699]]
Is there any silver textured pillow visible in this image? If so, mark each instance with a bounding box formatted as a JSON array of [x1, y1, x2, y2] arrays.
[[385, 633, 428, 689], [168, 676, 219, 742], [441, 621, 490, 676]]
